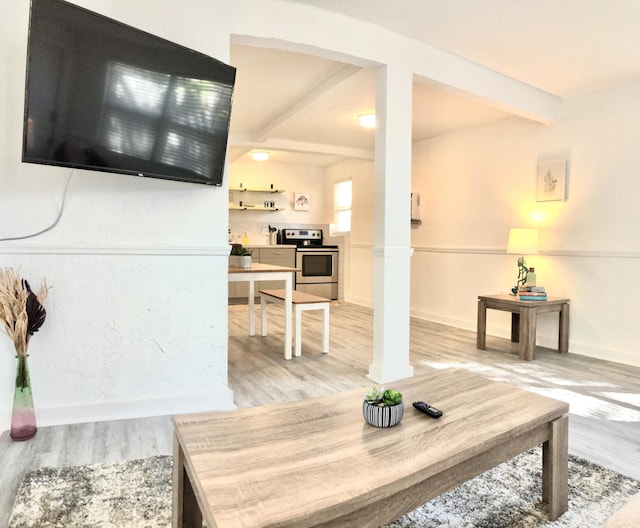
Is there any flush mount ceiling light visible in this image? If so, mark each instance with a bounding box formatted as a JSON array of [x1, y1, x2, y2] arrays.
[[357, 113, 376, 129], [251, 151, 270, 161]]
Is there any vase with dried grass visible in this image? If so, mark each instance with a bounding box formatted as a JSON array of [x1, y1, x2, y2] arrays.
[[0, 268, 49, 441]]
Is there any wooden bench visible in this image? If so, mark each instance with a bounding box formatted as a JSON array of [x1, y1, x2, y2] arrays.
[[259, 289, 330, 357]]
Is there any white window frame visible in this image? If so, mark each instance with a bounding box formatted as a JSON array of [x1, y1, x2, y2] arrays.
[[333, 179, 352, 235]]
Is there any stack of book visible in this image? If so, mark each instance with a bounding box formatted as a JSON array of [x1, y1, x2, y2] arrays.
[[518, 286, 547, 301]]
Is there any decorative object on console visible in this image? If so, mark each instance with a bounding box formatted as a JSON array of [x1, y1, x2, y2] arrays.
[[0, 268, 50, 441], [363, 386, 404, 427], [518, 285, 548, 301], [507, 228, 539, 295], [527, 266, 537, 286]]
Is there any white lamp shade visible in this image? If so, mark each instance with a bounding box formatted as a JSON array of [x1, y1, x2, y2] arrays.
[[507, 228, 539, 255]]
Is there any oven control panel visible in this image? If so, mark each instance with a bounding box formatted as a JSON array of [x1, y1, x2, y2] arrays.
[[283, 229, 322, 240], [282, 229, 324, 246]]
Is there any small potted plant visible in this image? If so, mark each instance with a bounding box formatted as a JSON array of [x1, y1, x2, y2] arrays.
[[363, 386, 404, 428], [229, 244, 252, 268]]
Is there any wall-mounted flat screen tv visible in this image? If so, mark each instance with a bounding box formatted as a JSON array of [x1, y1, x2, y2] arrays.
[[23, 0, 236, 186]]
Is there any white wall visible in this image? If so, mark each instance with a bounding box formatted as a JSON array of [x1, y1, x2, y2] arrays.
[[0, 0, 238, 428], [344, 78, 640, 368]]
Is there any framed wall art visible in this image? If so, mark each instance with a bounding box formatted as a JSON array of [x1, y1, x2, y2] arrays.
[[536, 160, 567, 202], [294, 192, 311, 211]]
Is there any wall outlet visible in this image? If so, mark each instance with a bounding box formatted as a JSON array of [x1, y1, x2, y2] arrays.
[[262, 227, 270, 236]]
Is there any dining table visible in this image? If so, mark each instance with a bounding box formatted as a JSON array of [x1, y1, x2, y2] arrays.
[[228, 262, 299, 359]]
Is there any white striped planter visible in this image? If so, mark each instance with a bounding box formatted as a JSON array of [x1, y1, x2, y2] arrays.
[[362, 401, 404, 428]]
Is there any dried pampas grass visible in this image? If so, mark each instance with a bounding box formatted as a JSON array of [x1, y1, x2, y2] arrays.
[[0, 268, 49, 356]]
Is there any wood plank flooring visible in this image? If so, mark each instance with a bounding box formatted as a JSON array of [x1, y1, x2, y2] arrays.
[[1, 302, 639, 525]]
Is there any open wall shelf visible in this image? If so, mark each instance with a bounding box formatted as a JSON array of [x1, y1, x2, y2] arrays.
[[229, 187, 284, 193], [229, 206, 283, 211], [229, 187, 286, 211]]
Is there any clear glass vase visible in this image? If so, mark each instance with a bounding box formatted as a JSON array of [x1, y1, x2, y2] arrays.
[[10, 355, 37, 441]]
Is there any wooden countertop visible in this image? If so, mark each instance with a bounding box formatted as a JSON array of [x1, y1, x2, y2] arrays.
[[228, 262, 299, 273], [242, 244, 297, 249]]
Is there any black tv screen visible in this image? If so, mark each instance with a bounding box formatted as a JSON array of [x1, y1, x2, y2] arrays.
[[23, 0, 236, 186]]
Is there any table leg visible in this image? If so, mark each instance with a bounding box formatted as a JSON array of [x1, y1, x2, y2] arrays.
[[476, 299, 487, 350], [172, 433, 184, 528], [260, 294, 268, 337], [559, 303, 570, 354], [294, 304, 302, 357], [172, 433, 203, 528], [511, 312, 520, 343], [248, 278, 255, 336], [519, 306, 536, 360], [284, 275, 292, 360], [543, 414, 569, 521], [322, 305, 329, 354]]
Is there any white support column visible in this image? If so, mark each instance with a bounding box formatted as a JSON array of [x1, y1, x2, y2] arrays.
[[368, 63, 414, 384]]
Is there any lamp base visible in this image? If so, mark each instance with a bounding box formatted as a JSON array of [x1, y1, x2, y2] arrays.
[[512, 256, 529, 295]]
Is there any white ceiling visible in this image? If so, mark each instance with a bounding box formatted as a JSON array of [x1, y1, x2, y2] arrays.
[[228, 0, 640, 167]]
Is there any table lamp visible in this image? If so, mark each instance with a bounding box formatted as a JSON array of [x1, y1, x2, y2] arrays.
[[507, 228, 539, 294]]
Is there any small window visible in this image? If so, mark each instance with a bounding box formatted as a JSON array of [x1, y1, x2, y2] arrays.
[[334, 179, 352, 233]]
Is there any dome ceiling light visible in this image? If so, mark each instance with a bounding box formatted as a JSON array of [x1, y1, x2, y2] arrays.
[[357, 113, 376, 128], [251, 151, 270, 161]]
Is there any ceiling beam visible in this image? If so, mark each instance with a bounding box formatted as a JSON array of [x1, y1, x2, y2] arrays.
[[229, 135, 374, 161], [252, 63, 362, 143]]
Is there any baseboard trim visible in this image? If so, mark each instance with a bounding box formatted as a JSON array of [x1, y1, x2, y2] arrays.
[[345, 295, 373, 308], [33, 388, 236, 427]]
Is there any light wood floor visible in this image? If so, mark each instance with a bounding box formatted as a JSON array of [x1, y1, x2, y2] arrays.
[[1, 302, 639, 525]]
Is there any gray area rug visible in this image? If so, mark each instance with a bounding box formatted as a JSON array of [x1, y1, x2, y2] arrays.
[[8, 448, 640, 528]]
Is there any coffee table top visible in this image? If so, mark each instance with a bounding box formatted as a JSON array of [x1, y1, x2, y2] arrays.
[[173, 368, 568, 528]]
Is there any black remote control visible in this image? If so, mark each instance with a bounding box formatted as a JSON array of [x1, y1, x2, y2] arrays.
[[412, 401, 443, 418]]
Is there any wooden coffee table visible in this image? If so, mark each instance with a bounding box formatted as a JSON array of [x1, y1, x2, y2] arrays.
[[172, 369, 569, 527]]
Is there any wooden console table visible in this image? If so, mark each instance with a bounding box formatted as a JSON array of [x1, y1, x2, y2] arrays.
[[172, 368, 568, 527], [477, 294, 570, 361]]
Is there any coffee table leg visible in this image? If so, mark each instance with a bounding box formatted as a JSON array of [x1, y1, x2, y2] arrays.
[[172, 433, 184, 528], [543, 414, 569, 521], [172, 433, 203, 528]]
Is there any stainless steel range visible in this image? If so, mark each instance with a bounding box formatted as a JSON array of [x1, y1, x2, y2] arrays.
[[281, 228, 338, 300]]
